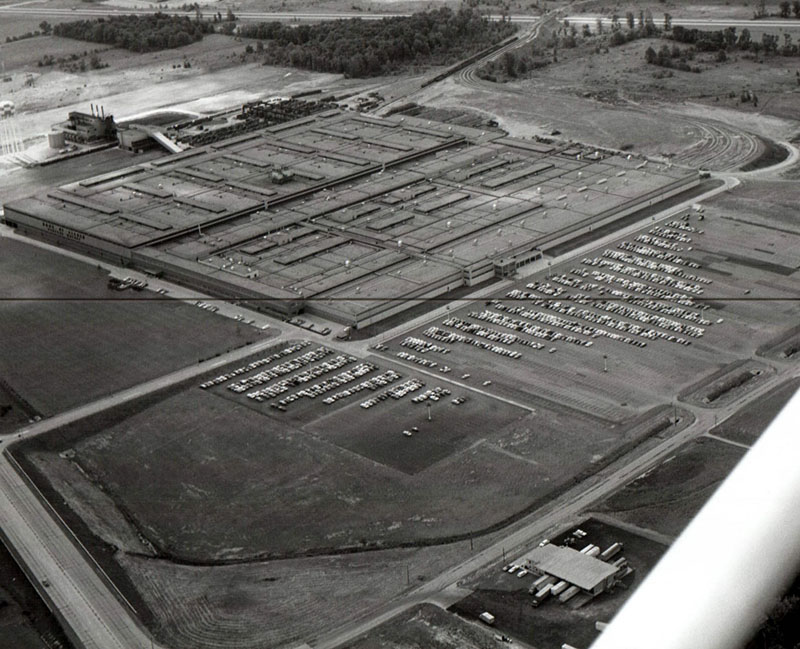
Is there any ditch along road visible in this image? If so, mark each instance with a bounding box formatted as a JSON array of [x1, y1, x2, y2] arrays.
[[0, 166, 784, 649]]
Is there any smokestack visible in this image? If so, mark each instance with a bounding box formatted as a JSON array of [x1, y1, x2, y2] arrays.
[[90, 104, 94, 117]]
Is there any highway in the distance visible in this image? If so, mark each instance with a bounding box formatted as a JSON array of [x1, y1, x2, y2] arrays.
[[2, 3, 800, 30]]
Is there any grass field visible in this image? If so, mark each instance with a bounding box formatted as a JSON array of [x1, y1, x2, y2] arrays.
[[68, 338, 657, 561], [0, 382, 33, 435], [709, 377, 800, 446], [452, 518, 670, 649], [0, 237, 265, 416], [594, 437, 746, 538]]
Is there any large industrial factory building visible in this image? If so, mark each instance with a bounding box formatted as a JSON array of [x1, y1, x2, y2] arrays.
[[2, 109, 698, 328]]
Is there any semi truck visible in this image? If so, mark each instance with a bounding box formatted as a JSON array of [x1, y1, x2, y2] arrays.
[[529, 574, 555, 594], [600, 542, 623, 561], [531, 583, 553, 607], [559, 585, 581, 603]]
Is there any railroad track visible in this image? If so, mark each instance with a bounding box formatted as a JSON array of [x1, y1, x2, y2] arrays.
[[676, 119, 760, 170]]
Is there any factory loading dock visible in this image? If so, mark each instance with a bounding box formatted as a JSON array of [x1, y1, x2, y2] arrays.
[[2, 109, 699, 327]]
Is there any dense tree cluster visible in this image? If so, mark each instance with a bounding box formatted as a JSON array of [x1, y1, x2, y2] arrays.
[[757, 0, 800, 18], [644, 44, 701, 72], [670, 25, 800, 57], [53, 13, 214, 52], [239, 8, 516, 77]]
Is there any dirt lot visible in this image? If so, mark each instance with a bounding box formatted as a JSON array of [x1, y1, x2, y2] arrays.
[[117, 542, 473, 649], [340, 603, 497, 649], [594, 437, 746, 538], [0, 237, 265, 417], [710, 377, 800, 446], [404, 14, 800, 170], [451, 517, 670, 649], [1, 31, 356, 150]]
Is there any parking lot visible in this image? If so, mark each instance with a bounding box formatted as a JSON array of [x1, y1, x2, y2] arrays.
[[378, 204, 800, 422]]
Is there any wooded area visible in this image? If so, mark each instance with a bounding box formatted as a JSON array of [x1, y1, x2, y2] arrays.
[[53, 13, 215, 52], [240, 8, 516, 78]]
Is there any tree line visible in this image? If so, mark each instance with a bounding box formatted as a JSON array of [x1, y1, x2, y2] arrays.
[[52, 13, 215, 52], [668, 25, 800, 57], [239, 8, 516, 78]]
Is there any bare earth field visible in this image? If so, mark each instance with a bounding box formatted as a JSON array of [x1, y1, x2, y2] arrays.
[[452, 517, 670, 649], [0, 237, 265, 417], [398, 15, 800, 170], [1, 31, 357, 151], [594, 437, 746, 538], [116, 542, 473, 649]]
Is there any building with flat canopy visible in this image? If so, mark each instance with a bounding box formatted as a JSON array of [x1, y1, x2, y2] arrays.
[[525, 543, 621, 595]]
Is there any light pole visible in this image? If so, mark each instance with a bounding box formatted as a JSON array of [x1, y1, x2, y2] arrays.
[[603, 354, 608, 373]]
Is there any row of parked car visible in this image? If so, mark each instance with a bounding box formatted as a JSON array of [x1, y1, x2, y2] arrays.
[[247, 353, 355, 401], [199, 342, 312, 389], [396, 351, 439, 368], [583, 257, 705, 295], [399, 336, 450, 355], [602, 248, 711, 285], [491, 300, 634, 347], [328, 370, 401, 406], [228, 347, 332, 393], [411, 386, 451, 403], [273, 362, 375, 408], [472, 306, 595, 347], [618, 239, 701, 270]]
